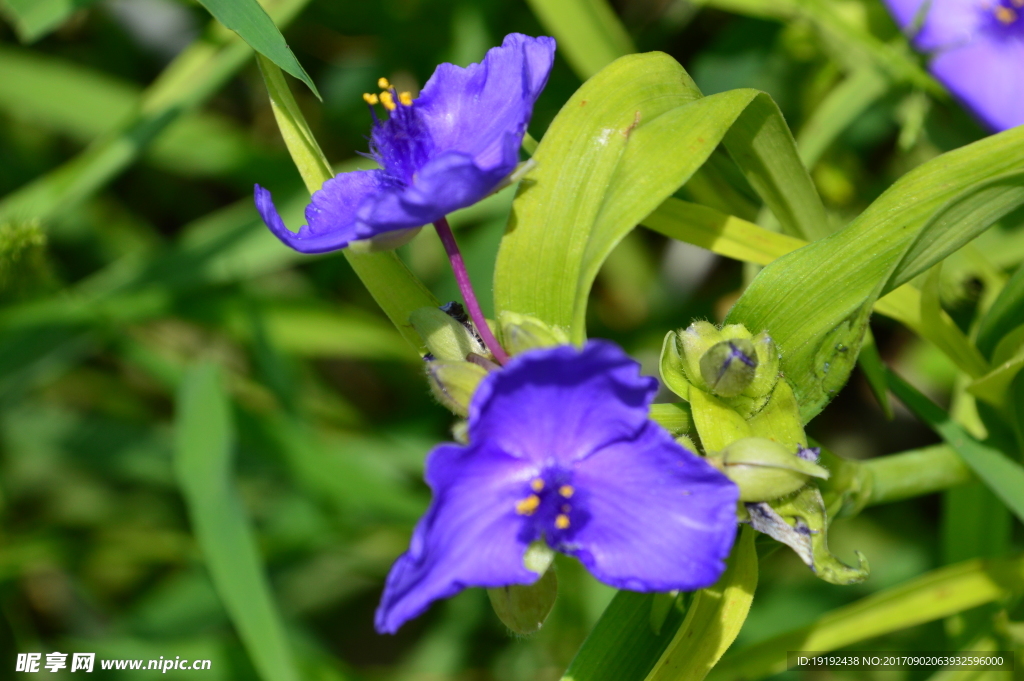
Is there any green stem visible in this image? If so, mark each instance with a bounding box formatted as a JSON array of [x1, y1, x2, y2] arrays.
[[863, 444, 974, 506]]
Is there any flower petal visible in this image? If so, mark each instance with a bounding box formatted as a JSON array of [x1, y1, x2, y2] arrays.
[[467, 341, 659, 468], [415, 33, 556, 169], [255, 169, 396, 254], [374, 441, 537, 634], [930, 38, 1024, 132], [561, 424, 738, 591]]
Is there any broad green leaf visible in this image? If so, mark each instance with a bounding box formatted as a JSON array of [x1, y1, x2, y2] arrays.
[[257, 56, 437, 351], [525, 0, 635, 79], [643, 528, 757, 681], [559, 591, 686, 681], [495, 53, 825, 340], [709, 553, 1024, 681], [887, 171, 1024, 293], [888, 369, 1024, 524], [976, 262, 1024, 359], [174, 363, 300, 681], [726, 126, 1024, 421], [644, 199, 982, 381], [0, 0, 313, 224], [196, 0, 319, 98], [0, 0, 101, 43]]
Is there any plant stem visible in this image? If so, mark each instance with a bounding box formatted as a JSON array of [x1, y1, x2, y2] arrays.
[[864, 444, 974, 506], [433, 217, 509, 364]]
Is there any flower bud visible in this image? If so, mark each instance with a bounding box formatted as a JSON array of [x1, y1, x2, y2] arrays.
[[425, 360, 489, 416], [712, 437, 829, 502], [487, 542, 557, 634], [699, 338, 758, 397], [410, 305, 486, 361], [499, 311, 569, 355]]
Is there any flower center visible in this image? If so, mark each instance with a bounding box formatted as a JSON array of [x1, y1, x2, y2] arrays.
[[514, 475, 579, 538], [362, 77, 415, 112], [980, 0, 1024, 37]]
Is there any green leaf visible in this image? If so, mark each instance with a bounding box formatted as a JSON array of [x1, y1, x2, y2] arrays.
[[494, 53, 825, 340], [0, 0, 101, 43], [709, 553, 1024, 681], [257, 55, 437, 351], [524, 0, 635, 80], [196, 0, 319, 99], [887, 369, 1024, 524], [174, 363, 300, 681], [726, 126, 1024, 421], [643, 528, 758, 681], [976, 262, 1024, 360], [648, 402, 693, 436]]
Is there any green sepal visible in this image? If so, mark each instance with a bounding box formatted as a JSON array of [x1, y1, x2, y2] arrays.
[[498, 311, 570, 356], [425, 361, 489, 416], [689, 387, 753, 452], [678, 321, 722, 390], [747, 379, 807, 449], [410, 306, 486, 361], [743, 331, 780, 398], [659, 330, 692, 400], [487, 542, 558, 635]]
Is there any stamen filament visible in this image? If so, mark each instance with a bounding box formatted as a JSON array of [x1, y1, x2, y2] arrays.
[[433, 217, 510, 365]]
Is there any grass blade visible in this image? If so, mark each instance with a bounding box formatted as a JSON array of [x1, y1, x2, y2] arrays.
[[174, 363, 300, 681]]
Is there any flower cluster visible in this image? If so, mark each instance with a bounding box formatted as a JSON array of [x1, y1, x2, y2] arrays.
[[884, 0, 1024, 131], [375, 341, 738, 634], [255, 33, 556, 253]]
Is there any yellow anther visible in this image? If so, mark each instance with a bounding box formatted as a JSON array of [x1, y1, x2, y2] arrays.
[[379, 91, 396, 111], [378, 77, 391, 89], [362, 92, 379, 105], [530, 478, 545, 492], [399, 91, 413, 106], [515, 495, 540, 516], [555, 514, 571, 529], [559, 485, 575, 498], [995, 5, 1017, 22]]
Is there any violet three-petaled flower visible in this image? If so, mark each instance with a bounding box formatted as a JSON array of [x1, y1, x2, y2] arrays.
[[254, 33, 556, 253], [375, 341, 739, 634], [883, 0, 1024, 131]]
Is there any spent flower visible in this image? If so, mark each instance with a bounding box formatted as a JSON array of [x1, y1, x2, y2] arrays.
[[255, 33, 556, 253], [375, 341, 738, 634]]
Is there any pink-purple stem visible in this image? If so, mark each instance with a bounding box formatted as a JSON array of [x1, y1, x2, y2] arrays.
[[433, 217, 509, 365]]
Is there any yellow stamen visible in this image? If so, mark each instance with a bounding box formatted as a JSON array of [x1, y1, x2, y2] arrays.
[[399, 91, 413, 106], [995, 5, 1017, 22], [555, 514, 571, 529], [379, 91, 396, 111], [530, 478, 545, 492], [558, 484, 574, 498], [378, 77, 391, 89], [515, 495, 540, 516], [362, 92, 379, 105]]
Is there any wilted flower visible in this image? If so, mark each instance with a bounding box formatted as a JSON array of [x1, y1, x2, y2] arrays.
[[255, 33, 556, 253], [884, 0, 1024, 131], [375, 341, 738, 634]]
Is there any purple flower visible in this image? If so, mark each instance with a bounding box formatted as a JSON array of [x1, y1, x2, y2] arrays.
[[255, 33, 556, 254], [375, 341, 739, 634], [883, 0, 1024, 131]]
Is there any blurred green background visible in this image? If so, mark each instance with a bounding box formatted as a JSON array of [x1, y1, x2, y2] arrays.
[[0, 0, 1019, 679]]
